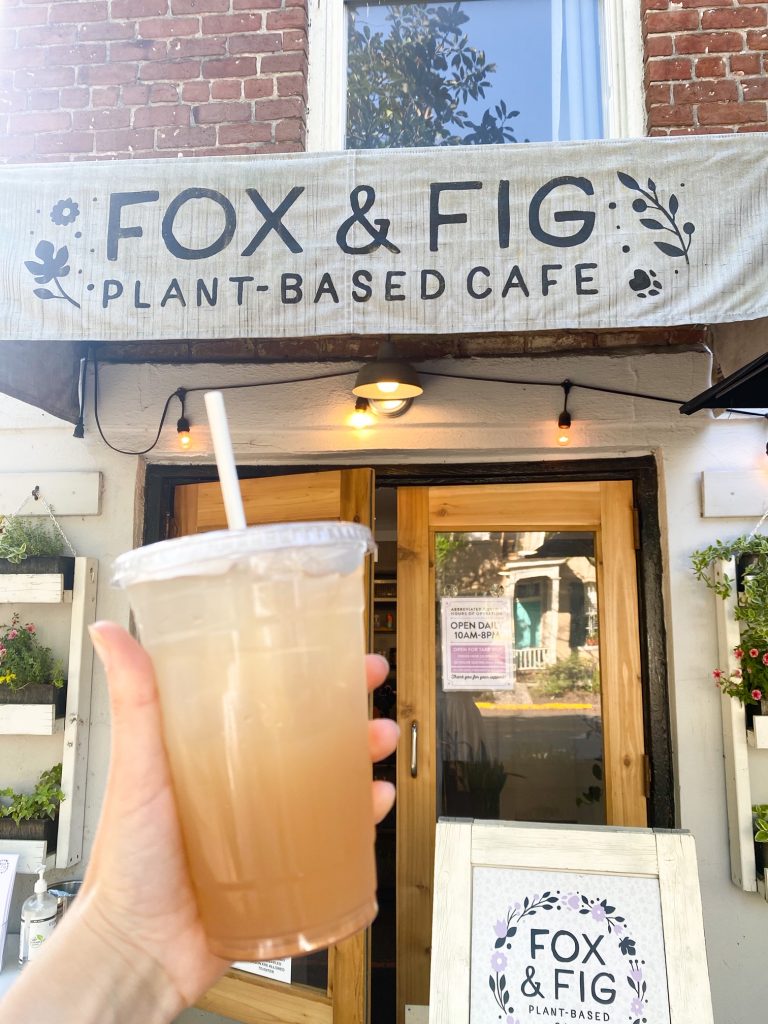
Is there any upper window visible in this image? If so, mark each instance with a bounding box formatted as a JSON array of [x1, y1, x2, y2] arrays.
[[306, 0, 644, 151]]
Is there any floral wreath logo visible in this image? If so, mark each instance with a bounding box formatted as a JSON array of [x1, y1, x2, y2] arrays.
[[23, 198, 82, 309], [488, 891, 648, 1024]]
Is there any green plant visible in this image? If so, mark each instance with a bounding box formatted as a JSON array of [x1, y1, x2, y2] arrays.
[[536, 653, 600, 699], [0, 515, 65, 564], [753, 804, 768, 843], [691, 535, 768, 705], [0, 763, 64, 825], [0, 613, 64, 691]]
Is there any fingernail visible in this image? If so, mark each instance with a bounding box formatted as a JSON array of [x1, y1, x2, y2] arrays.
[[88, 623, 111, 672]]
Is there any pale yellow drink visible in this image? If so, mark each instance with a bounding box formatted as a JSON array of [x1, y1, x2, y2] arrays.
[[112, 522, 377, 960]]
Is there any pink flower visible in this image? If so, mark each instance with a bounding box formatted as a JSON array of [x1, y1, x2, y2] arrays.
[[735, 648, 744, 659], [23, 623, 35, 634], [733, 669, 742, 678], [762, 654, 768, 666], [590, 904, 606, 922], [713, 670, 724, 680], [6, 629, 18, 640], [491, 951, 507, 973], [562, 893, 580, 910], [754, 690, 764, 701], [630, 967, 643, 983], [494, 919, 507, 938], [750, 649, 760, 658], [631, 998, 645, 1015]]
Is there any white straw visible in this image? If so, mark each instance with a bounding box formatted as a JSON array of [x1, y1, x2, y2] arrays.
[[204, 391, 247, 531]]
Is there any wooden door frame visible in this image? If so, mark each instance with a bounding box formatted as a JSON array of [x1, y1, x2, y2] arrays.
[[144, 457, 672, 830]]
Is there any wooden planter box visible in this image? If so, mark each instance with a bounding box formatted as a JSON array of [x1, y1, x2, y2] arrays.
[[0, 556, 76, 602], [0, 815, 58, 846], [0, 682, 67, 735]]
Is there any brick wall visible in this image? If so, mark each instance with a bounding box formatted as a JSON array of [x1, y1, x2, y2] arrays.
[[0, 0, 307, 161], [643, 0, 768, 133]]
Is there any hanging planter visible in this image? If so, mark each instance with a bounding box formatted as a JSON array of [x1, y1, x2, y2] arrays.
[[0, 614, 66, 711], [0, 509, 77, 598], [0, 763, 64, 848]]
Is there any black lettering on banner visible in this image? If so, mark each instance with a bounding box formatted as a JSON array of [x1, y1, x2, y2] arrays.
[[541, 264, 562, 296], [241, 187, 305, 255], [429, 181, 482, 252], [160, 278, 186, 307], [501, 266, 530, 298], [591, 973, 616, 1005], [529, 176, 596, 247], [314, 272, 340, 303], [467, 265, 491, 299], [107, 191, 159, 261], [197, 278, 219, 307], [228, 275, 254, 305], [385, 270, 406, 301], [281, 273, 303, 304], [352, 270, 373, 302], [102, 279, 123, 307], [133, 281, 150, 309], [575, 263, 598, 295], [554, 969, 575, 998], [498, 179, 510, 249], [162, 188, 236, 260], [551, 931, 580, 964], [421, 269, 445, 299], [336, 186, 400, 255]]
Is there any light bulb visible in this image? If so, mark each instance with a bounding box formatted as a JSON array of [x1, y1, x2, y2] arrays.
[[349, 397, 374, 429], [556, 409, 571, 446], [177, 415, 191, 449], [375, 381, 399, 394], [557, 429, 571, 446]]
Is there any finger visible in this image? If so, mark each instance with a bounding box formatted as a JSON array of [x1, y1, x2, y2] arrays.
[[368, 718, 399, 763], [365, 653, 389, 692], [373, 781, 396, 824]]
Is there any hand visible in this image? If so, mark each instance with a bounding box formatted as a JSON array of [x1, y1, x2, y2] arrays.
[[77, 622, 398, 1012]]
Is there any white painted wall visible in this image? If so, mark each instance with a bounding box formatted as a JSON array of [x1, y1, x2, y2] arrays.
[[2, 345, 767, 1024]]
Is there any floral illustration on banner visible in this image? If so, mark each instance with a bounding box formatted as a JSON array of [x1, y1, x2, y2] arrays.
[[24, 240, 80, 309], [50, 198, 80, 226], [617, 171, 695, 265], [488, 890, 647, 1024]]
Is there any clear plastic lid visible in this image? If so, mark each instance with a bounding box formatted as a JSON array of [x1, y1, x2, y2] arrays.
[[112, 521, 375, 587]]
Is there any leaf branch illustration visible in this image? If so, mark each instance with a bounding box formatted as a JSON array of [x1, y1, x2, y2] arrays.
[[617, 172, 695, 265], [24, 240, 80, 309]]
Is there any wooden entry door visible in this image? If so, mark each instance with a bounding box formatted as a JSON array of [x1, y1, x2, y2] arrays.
[[396, 480, 647, 1022], [173, 468, 374, 1024]]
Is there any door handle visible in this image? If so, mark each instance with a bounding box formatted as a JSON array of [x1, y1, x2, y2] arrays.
[[410, 721, 418, 778]]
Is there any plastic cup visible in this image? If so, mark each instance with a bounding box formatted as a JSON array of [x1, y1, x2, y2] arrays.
[[112, 521, 377, 961]]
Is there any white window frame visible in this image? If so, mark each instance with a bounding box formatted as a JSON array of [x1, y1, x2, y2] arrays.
[[306, 0, 645, 152]]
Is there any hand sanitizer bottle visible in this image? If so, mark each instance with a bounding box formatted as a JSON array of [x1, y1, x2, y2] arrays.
[[18, 864, 58, 964]]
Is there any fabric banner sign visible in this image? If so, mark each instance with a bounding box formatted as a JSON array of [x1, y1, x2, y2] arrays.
[[1, 135, 767, 341]]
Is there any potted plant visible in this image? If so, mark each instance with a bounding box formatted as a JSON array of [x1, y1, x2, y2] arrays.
[[0, 514, 75, 589], [0, 763, 64, 845], [691, 534, 768, 716], [753, 804, 768, 877], [0, 614, 66, 715]]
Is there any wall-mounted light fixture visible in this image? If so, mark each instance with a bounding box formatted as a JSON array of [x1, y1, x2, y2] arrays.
[[353, 341, 423, 401], [176, 388, 191, 449], [556, 379, 572, 446]]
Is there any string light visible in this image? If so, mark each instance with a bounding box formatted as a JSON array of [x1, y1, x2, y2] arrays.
[[349, 397, 375, 429], [557, 380, 572, 447], [176, 389, 191, 449]]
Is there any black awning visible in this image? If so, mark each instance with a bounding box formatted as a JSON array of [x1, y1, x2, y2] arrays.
[[680, 349, 768, 414], [0, 341, 85, 424]]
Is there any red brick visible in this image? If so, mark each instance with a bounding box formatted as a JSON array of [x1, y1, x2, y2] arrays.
[[0, 135, 36, 158], [648, 103, 695, 126], [233, 0, 281, 8], [60, 86, 91, 107], [743, 78, 768, 100], [276, 73, 306, 99], [78, 21, 136, 40], [93, 127, 155, 151], [201, 56, 257, 77], [747, 30, 768, 50], [92, 86, 121, 106], [121, 84, 151, 104], [15, 67, 76, 88], [73, 107, 131, 129], [138, 16, 200, 37], [675, 31, 743, 54], [282, 29, 307, 51], [50, 2, 107, 23], [192, 145, 254, 155], [679, 0, 734, 6], [703, 7, 767, 30], [201, 12, 262, 32], [695, 56, 726, 77], [46, 43, 108, 65], [211, 79, 243, 98], [646, 82, 672, 105], [736, 124, 768, 133], [646, 35, 673, 57], [698, 100, 767, 124], [0, 7, 47, 27], [110, 40, 168, 61], [1, 48, 46, 70], [646, 57, 692, 81], [730, 53, 762, 75], [35, 131, 94, 153], [26, 90, 61, 111], [156, 124, 215, 147], [10, 110, 71, 132], [268, 141, 301, 153], [181, 81, 210, 100], [274, 116, 303, 140], [253, 96, 303, 118], [149, 83, 180, 101], [172, 0, 228, 10], [265, 8, 306, 29], [78, 63, 138, 85], [17, 25, 77, 46], [111, 0, 169, 17], [169, 36, 227, 56], [260, 52, 304, 74], [217, 122, 272, 144], [673, 79, 739, 102], [228, 32, 282, 53], [138, 59, 200, 79], [192, 100, 253, 122], [645, 10, 699, 32], [133, 103, 191, 126], [0, 90, 29, 113], [243, 77, 273, 98]]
